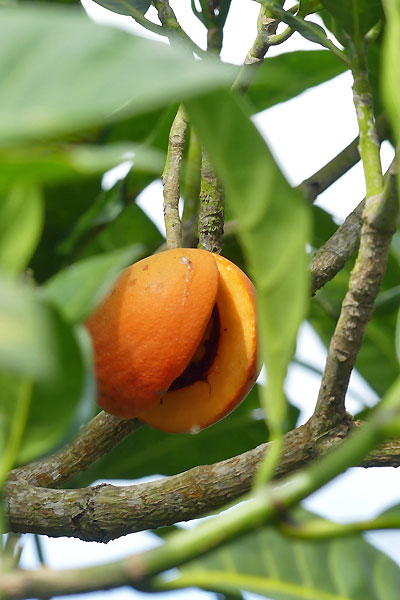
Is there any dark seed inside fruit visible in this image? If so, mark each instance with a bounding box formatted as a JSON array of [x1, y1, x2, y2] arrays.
[[169, 305, 220, 391]]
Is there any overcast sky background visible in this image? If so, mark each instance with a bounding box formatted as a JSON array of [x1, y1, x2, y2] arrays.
[[20, 2, 400, 599]]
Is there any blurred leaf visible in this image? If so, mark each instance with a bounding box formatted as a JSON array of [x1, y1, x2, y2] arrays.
[[43, 244, 144, 323], [321, 0, 383, 38], [93, 0, 151, 16], [0, 143, 164, 188], [162, 509, 400, 600], [30, 178, 103, 283], [0, 185, 43, 275], [56, 182, 127, 257], [79, 201, 163, 259], [0, 273, 56, 379], [2, 324, 90, 465], [382, 0, 400, 144], [0, 6, 236, 144], [395, 308, 400, 365], [187, 91, 310, 432], [298, 0, 323, 17], [0, 275, 91, 462], [247, 50, 346, 114], [72, 386, 300, 485]]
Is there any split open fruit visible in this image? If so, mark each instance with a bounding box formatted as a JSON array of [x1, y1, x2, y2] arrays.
[[86, 248, 259, 433]]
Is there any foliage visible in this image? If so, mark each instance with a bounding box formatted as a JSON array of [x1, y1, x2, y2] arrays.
[[1, 1, 400, 599]]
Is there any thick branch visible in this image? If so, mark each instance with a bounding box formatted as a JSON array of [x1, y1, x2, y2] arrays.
[[6, 414, 400, 543], [312, 160, 398, 432], [8, 412, 142, 488]]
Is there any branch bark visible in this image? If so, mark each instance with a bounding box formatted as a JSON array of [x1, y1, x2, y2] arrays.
[[312, 157, 398, 433], [6, 414, 400, 543]]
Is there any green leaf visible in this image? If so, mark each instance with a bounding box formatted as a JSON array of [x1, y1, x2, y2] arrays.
[[321, 0, 383, 38], [43, 244, 144, 324], [93, 0, 151, 16], [0, 185, 43, 275], [395, 308, 400, 365], [264, 3, 346, 62], [298, 0, 323, 17], [0, 143, 165, 189], [247, 50, 347, 114], [0, 5, 236, 144], [382, 0, 400, 143], [162, 509, 400, 600], [187, 91, 310, 433]]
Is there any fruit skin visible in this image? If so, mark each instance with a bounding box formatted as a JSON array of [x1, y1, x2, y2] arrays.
[[138, 253, 259, 433], [85, 248, 219, 418]]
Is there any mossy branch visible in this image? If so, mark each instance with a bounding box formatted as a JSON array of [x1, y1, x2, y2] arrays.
[[198, 151, 225, 253]]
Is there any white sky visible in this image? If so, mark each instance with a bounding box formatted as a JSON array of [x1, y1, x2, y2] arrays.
[[19, 2, 400, 599]]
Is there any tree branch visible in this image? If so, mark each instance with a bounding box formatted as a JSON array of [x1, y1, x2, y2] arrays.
[[312, 158, 398, 432], [3, 390, 400, 599], [6, 413, 400, 543], [8, 412, 142, 488], [198, 150, 225, 253], [310, 199, 364, 294], [162, 104, 188, 249]]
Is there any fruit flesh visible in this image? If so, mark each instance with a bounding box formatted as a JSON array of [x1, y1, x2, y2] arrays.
[[85, 248, 219, 418], [138, 254, 258, 432]]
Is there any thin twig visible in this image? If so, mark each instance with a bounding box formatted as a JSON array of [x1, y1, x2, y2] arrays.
[[153, 0, 207, 57], [232, 6, 280, 93], [162, 105, 188, 249], [299, 115, 388, 203], [310, 199, 364, 294]]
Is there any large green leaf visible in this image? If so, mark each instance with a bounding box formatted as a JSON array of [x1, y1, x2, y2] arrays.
[[160, 510, 400, 600], [247, 50, 346, 114], [0, 6, 235, 144], [0, 185, 43, 275], [71, 386, 299, 486], [43, 244, 144, 324], [321, 0, 383, 38], [0, 143, 164, 189], [187, 91, 310, 433]]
